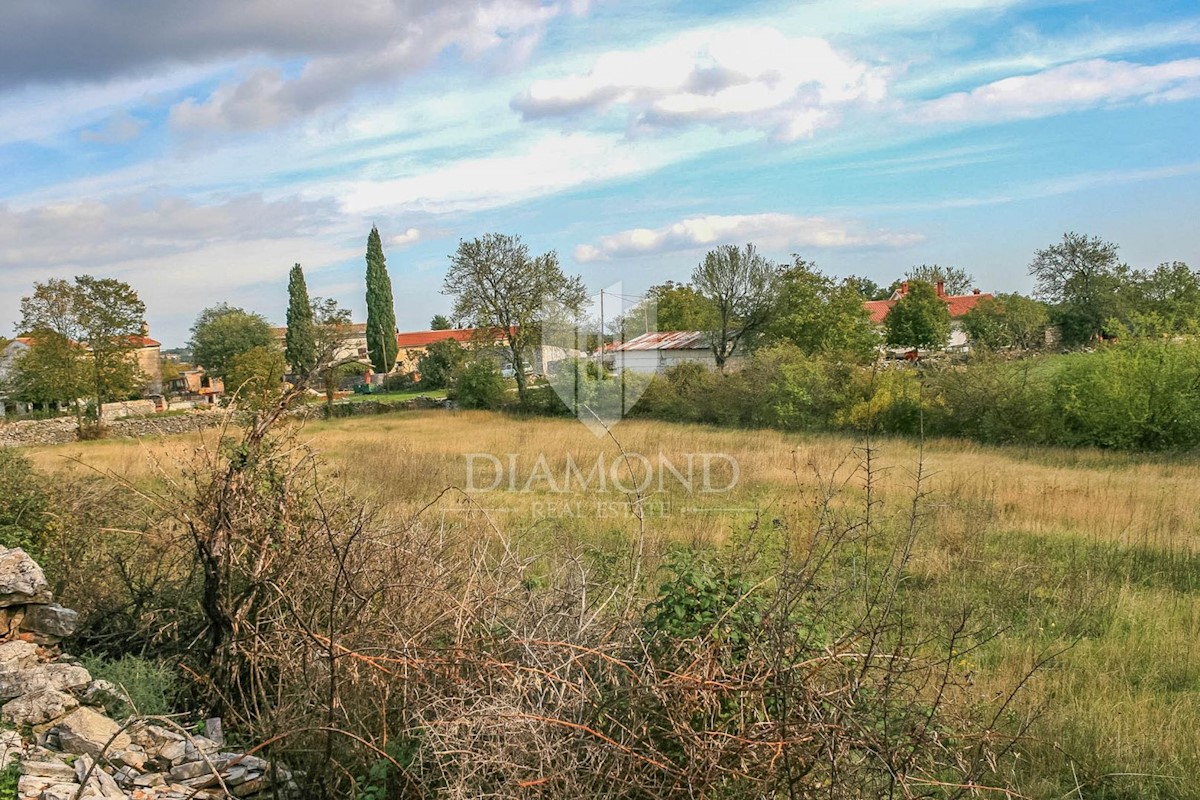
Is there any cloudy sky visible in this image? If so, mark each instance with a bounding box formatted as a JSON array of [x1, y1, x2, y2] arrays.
[[3, 0, 1199, 345]]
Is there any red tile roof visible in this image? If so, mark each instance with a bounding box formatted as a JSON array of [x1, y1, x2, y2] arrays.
[[865, 290, 992, 324], [396, 327, 515, 348]]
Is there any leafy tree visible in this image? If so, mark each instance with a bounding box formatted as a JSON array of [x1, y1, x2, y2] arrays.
[[312, 297, 355, 405], [691, 243, 779, 370], [225, 346, 287, 411], [884, 280, 951, 351], [189, 304, 274, 379], [429, 314, 452, 330], [8, 330, 86, 413], [961, 293, 1050, 351], [904, 264, 975, 295], [285, 263, 317, 375], [444, 233, 586, 404], [1123, 261, 1200, 337], [365, 226, 399, 374], [613, 281, 716, 338], [1029, 232, 1128, 346], [764, 258, 877, 363], [19, 276, 145, 422], [416, 339, 464, 389], [845, 275, 890, 301]]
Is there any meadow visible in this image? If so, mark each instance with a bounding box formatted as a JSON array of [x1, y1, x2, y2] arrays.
[[24, 409, 1200, 798]]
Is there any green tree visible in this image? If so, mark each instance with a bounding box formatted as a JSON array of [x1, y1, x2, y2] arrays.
[[1029, 232, 1128, 346], [884, 280, 951, 351], [904, 264, 975, 295], [416, 339, 464, 389], [613, 282, 716, 338], [19, 276, 145, 423], [845, 275, 890, 300], [1123, 261, 1200, 337], [365, 226, 399, 374], [691, 243, 779, 370], [452, 356, 506, 410], [225, 346, 287, 411], [8, 330, 87, 414], [444, 233, 586, 404], [764, 259, 877, 363], [285, 263, 317, 375], [960, 293, 1050, 351], [312, 297, 356, 405], [430, 314, 452, 330], [189, 304, 274, 379]]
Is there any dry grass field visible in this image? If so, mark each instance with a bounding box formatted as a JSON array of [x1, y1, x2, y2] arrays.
[[24, 409, 1200, 797]]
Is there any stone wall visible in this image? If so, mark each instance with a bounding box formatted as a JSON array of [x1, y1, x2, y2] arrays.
[[0, 546, 295, 799], [0, 412, 230, 449]]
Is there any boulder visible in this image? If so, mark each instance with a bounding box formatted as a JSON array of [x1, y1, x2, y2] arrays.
[[0, 687, 78, 726], [0, 661, 91, 701], [21, 604, 80, 640], [0, 546, 52, 607], [18, 758, 77, 781], [0, 639, 39, 670], [52, 706, 132, 759]]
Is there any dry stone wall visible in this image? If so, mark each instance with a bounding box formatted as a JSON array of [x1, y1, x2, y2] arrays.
[[0, 414, 229, 449], [0, 547, 296, 799]]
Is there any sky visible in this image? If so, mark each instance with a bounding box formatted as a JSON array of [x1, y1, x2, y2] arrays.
[[2, 0, 1199, 347]]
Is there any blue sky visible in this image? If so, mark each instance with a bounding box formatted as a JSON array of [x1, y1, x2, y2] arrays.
[[2, 0, 1198, 346]]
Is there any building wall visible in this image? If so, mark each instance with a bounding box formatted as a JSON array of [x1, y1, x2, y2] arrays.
[[616, 348, 715, 374]]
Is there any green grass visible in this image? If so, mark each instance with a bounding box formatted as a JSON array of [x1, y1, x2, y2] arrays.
[[339, 388, 447, 403]]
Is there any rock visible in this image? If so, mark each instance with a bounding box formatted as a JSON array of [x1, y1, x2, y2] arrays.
[[21, 605, 79, 640], [53, 706, 132, 759], [203, 717, 223, 746], [1, 687, 78, 726], [169, 760, 215, 781], [0, 547, 52, 607], [16, 774, 54, 796], [157, 739, 187, 765], [73, 754, 126, 799], [130, 724, 183, 751], [132, 771, 166, 787], [0, 606, 25, 638], [0, 640, 39, 670], [0, 661, 91, 701], [19, 759, 78, 781], [39, 782, 84, 800]]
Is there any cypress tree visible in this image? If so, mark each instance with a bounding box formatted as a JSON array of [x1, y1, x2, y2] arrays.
[[365, 226, 399, 374], [285, 263, 317, 376]]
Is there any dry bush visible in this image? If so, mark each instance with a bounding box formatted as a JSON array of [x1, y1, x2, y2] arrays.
[[126, 391, 1039, 799]]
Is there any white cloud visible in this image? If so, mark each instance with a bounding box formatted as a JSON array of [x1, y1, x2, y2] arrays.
[[512, 26, 889, 141], [913, 58, 1200, 124], [79, 111, 146, 144], [575, 213, 923, 261], [331, 130, 736, 215], [391, 228, 422, 247]]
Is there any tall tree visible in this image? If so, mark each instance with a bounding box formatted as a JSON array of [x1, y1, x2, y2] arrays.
[[365, 226, 399, 374], [189, 304, 274, 379], [8, 330, 87, 414], [444, 233, 586, 404], [1029, 232, 1127, 345], [429, 314, 452, 330], [961, 293, 1050, 351], [884, 280, 951, 352], [691, 243, 779, 370], [285, 263, 316, 375], [764, 258, 877, 363]]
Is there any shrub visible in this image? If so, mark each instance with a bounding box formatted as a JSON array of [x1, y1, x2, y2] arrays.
[[925, 356, 1055, 444], [381, 372, 416, 392], [79, 654, 181, 718], [0, 449, 51, 559], [452, 357, 507, 410]]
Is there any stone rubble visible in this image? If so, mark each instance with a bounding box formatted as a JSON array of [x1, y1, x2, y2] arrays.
[[0, 546, 298, 799]]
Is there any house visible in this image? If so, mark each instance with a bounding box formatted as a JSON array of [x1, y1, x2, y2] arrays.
[[167, 365, 224, 405], [271, 323, 370, 369], [395, 327, 517, 377], [864, 281, 993, 351], [0, 327, 162, 416], [609, 331, 717, 373]]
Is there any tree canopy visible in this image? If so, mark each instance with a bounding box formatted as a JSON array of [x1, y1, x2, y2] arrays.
[[189, 304, 274, 379], [961, 293, 1050, 351], [764, 259, 877, 363], [884, 280, 951, 351], [691, 243, 779, 370], [444, 233, 586, 404], [903, 264, 975, 295]]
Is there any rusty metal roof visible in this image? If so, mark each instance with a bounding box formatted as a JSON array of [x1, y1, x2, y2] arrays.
[[611, 331, 710, 351]]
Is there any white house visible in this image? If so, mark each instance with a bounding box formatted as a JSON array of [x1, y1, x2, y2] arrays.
[[610, 331, 717, 373]]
